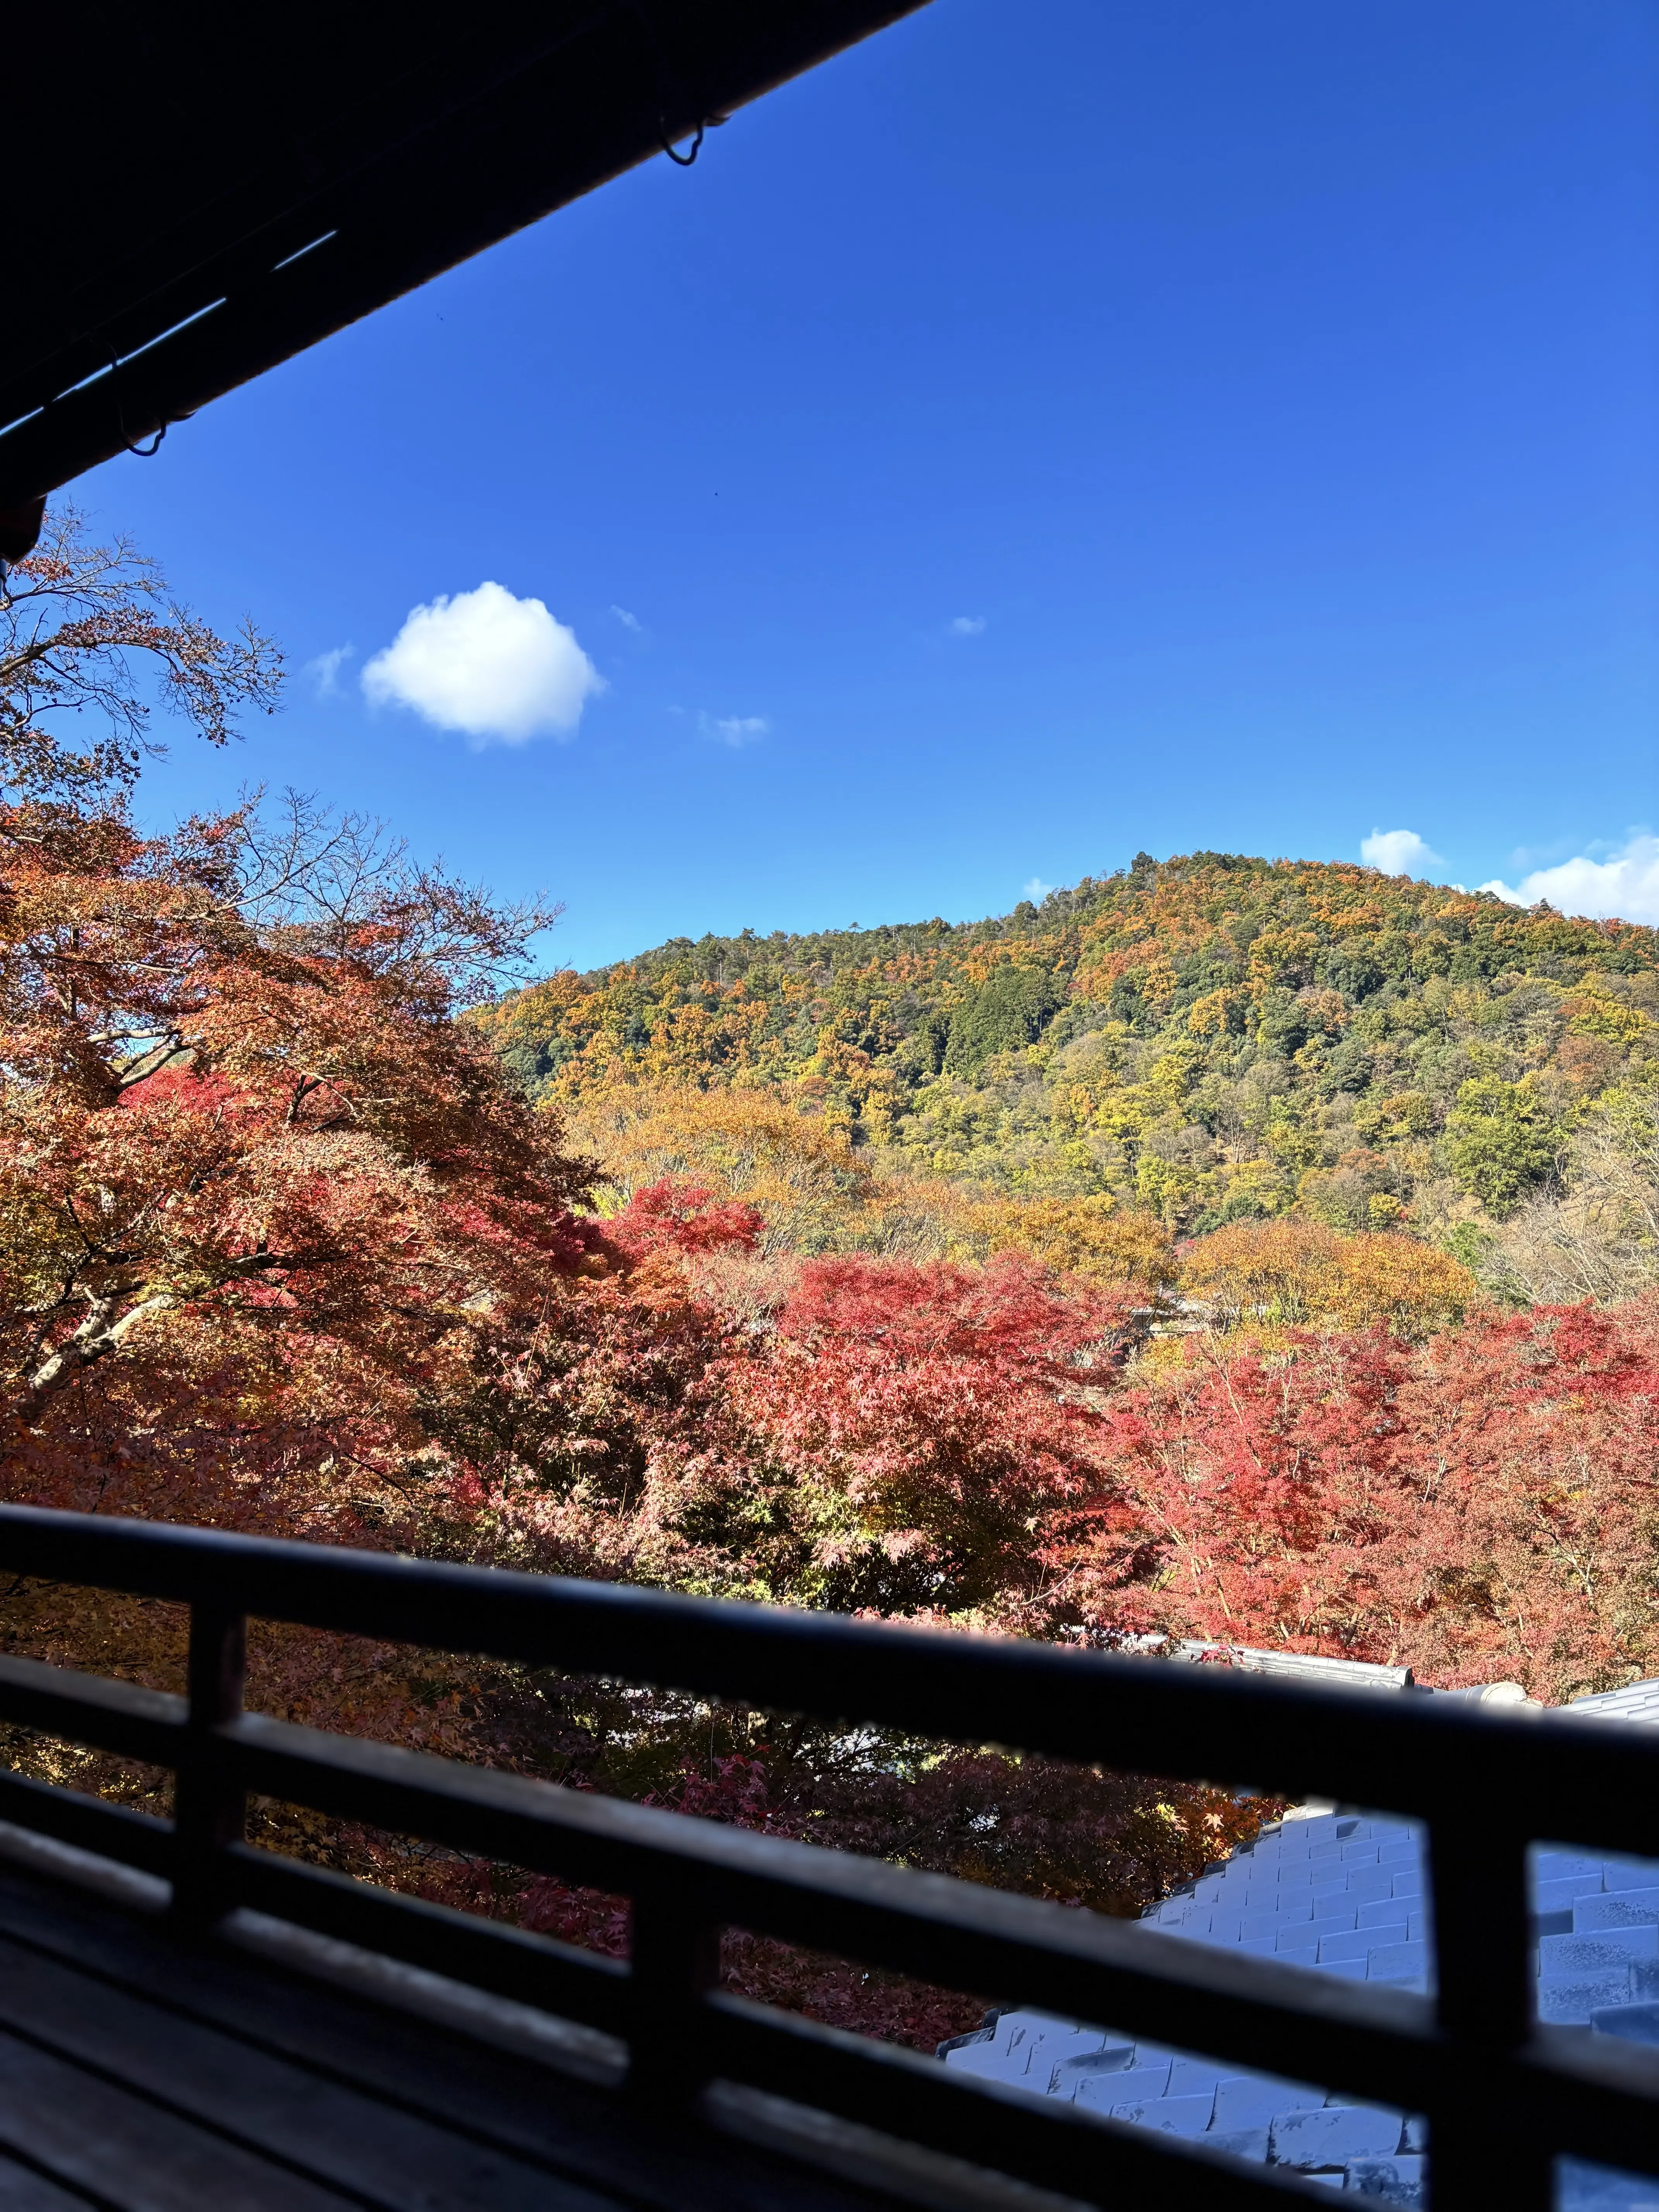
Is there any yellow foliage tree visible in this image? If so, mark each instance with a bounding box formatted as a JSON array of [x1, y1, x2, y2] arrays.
[[1179, 1218, 1477, 1338], [562, 1079, 1180, 1296], [938, 1193, 1176, 1289], [561, 1080, 873, 1254]]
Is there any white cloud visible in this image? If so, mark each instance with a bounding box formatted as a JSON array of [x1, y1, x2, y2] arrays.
[[611, 605, 642, 633], [304, 644, 353, 699], [699, 712, 769, 749], [1022, 876, 1054, 902], [361, 581, 603, 745], [949, 615, 987, 636], [1478, 833, 1659, 924], [1361, 828, 1442, 876]]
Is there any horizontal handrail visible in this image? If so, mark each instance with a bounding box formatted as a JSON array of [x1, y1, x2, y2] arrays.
[[230, 1845, 632, 2035], [0, 1765, 173, 1877], [0, 1502, 1648, 1855], [4, 1654, 1655, 2168], [226, 1712, 1444, 2102], [0, 1502, 1651, 2212], [0, 1652, 184, 1763]]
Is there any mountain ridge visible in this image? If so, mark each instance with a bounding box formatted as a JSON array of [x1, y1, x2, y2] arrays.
[[476, 852, 1659, 1258]]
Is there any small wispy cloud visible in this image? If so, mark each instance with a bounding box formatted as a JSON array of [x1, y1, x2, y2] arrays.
[[1361, 828, 1442, 877], [949, 615, 987, 636], [304, 644, 354, 699], [1479, 832, 1659, 925], [700, 711, 769, 749], [1022, 876, 1054, 902], [611, 605, 643, 634]]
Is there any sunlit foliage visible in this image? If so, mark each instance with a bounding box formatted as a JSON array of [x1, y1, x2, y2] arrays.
[[9, 516, 1659, 2058], [477, 854, 1659, 1269]]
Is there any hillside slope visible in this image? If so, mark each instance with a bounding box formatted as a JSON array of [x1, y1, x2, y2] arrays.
[[477, 853, 1659, 1256]]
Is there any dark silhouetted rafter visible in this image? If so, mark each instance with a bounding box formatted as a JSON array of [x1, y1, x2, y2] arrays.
[[0, 1, 929, 511]]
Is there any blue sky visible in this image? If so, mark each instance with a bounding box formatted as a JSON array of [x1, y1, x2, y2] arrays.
[[81, 0, 1659, 971]]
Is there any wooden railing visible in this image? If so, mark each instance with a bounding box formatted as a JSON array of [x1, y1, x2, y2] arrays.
[[0, 1502, 1650, 2210]]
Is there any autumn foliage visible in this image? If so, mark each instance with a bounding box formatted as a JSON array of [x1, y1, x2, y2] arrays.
[[421, 1170, 1659, 1704], [477, 844, 1659, 1259], [4, 515, 1659, 2056], [1044, 1299, 1659, 1699], [0, 792, 601, 1539], [717, 1255, 1136, 1613], [1176, 1216, 1476, 1336]]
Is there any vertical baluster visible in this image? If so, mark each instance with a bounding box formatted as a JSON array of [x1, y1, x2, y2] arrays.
[[1428, 1825, 1551, 2212], [626, 1881, 720, 2107], [172, 1601, 246, 1925]]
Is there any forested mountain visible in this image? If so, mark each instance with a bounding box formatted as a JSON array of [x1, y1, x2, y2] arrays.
[[477, 853, 1659, 1292]]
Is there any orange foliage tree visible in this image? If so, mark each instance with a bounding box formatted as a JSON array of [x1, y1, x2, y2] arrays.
[[0, 519, 599, 1744], [0, 784, 594, 1534]]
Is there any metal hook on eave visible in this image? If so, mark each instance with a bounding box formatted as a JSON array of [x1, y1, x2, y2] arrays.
[[624, 0, 725, 166], [109, 352, 170, 459], [658, 110, 727, 166], [658, 115, 703, 165]]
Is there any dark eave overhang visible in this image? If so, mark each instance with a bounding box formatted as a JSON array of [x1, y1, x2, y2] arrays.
[[0, 1, 929, 512]]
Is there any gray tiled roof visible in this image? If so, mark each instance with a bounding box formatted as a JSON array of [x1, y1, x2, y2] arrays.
[[1167, 1640, 1416, 1693], [1570, 1680, 1659, 1727], [938, 1663, 1659, 2207]]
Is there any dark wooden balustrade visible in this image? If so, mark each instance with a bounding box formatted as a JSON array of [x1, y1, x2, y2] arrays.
[[0, 1503, 1649, 2210]]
